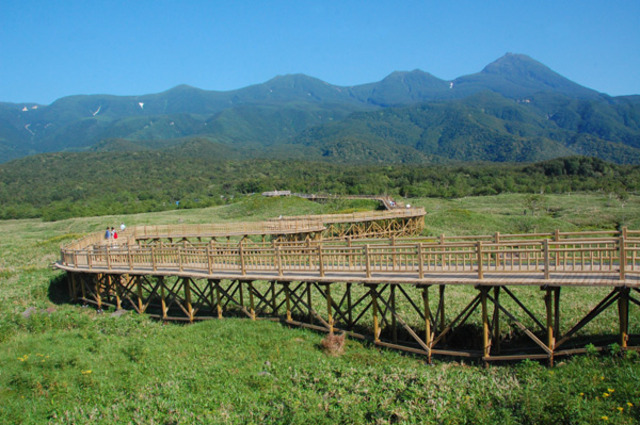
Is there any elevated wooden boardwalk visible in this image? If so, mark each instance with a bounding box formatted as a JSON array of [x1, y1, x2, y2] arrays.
[[56, 217, 640, 364]]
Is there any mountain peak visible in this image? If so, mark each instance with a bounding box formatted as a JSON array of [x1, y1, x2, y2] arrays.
[[482, 53, 553, 77], [452, 52, 601, 99]]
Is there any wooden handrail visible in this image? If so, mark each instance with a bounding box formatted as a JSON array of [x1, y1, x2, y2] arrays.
[[60, 229, 640, 284]]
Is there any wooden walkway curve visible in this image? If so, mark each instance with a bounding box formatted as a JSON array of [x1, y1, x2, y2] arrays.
[[56, 214, 640, 364]]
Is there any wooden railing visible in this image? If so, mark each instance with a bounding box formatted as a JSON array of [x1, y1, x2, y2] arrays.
[[271, 207, 426, 225], [131, 219, 326, 240], [59, 230, 640, 283]]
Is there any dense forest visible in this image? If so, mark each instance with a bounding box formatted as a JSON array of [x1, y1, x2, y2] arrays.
[[0, 153, 636, 221]]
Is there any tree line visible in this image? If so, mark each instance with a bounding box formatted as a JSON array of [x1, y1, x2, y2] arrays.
[[0, 153, 637, 221]]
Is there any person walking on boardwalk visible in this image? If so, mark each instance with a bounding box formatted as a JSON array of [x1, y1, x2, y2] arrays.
[[104, 227, 111, 240]]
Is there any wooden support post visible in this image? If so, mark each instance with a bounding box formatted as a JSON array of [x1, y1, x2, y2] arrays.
[[347, 283, 353, 328], [248, 281, 256, 320], [106, 247, 111, 271], [545, 287, 555, 366], [422, 286, 432, 363], [554, 287, 561, 347], [370, 285, 380, 342], [285, 283, 292, 323], [160, 277, 168, 320], [184, 278, 194, 322], [136, 276, 144, 314], [493, 286, 501, 354], [326, 284, 334, 333], [271, 281, 278, 315], [115, 275, 122, 310], [81, 273, 88, 302], [128, 245, 133, 271], [391, 284, 397, 343], [618, 287, 630, 349], [439, 285, 446, 335], [208, 279, 216, 317], [215, 280, 223, 319], [178, 247, 184, 272], [70, 273, 78, 302], [481, 287, 490, 363], [307, 282, 313, 325]]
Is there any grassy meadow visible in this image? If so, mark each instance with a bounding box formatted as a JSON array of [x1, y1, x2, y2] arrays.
[[1, 193, 640, 424]]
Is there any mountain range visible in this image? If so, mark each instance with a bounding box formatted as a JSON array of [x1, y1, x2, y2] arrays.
[[2, 53, 640, 164]]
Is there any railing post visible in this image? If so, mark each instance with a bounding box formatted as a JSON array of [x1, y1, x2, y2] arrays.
[[178, 247, 184, 272], [207, 245, 213, 275], [317, 245, 324, 277], [619, 235, 626, 280], [477, 241, 484, 279], [106, 247, 111, 270], [239, 240, 246, 276], [365, 245, 372, 278], [417, 243, 424, 279], [543, 239, 550, 280], [151, 246, 157, 272], [128, 245, 133, 271], [276, 246, 283, 276]]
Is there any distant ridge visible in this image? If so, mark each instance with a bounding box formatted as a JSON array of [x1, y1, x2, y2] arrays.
[[1, 53, 639, 164]]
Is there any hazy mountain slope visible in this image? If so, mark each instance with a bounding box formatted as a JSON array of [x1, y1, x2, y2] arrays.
[[293, 92, 640, 163], [1, 53, 639, 164]]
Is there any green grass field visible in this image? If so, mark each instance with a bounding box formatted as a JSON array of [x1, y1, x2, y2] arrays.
[[1, 194, 640, 424]]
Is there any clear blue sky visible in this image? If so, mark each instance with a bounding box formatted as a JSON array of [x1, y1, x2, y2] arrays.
[[2, 1, 639, 104]]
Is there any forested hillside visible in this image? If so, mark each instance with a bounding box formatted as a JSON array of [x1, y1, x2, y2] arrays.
[[0, 152, 636, 221]]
